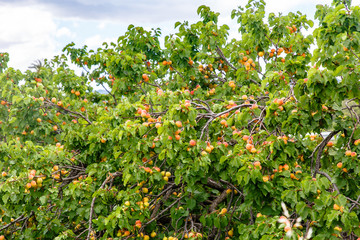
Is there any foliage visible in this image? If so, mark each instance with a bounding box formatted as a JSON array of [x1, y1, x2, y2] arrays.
[[1, 0, 360, 239]]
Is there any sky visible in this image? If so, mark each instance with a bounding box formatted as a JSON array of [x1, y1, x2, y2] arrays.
[[1, 0, 360, 72]]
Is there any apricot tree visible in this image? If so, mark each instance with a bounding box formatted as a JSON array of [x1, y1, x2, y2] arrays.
[[1, 0, 360, 239]]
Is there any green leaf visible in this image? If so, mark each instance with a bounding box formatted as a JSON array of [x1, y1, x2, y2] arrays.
[[326, 210, 340, 227], [186, 198, 196, 210]]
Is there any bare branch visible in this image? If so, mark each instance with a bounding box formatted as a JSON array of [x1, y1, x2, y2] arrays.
[[209, 190, 228, 213], [309, 130, 340, 177], [100, 82, 117, 105], [349, 195, 360, 212], [145, 196, 183, 227]]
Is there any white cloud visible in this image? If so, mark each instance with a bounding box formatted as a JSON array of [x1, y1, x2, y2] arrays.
[[0, 5, 56, 42], [97, 22, 107, 30], [56, 27, 75, 38], [0, 4, 59, 71], [83, 35, 117, 50], [72, 21, 80, 28]]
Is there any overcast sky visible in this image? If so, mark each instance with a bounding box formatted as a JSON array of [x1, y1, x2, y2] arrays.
[[1, 0, 359, 71]]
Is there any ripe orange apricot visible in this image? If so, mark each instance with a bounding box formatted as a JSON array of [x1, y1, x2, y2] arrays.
[[254, 161, 261, 167], [333, 204, 340, 210], [219, 208, 227, 215], [246, 144, 253, 151], [31, 180, 37, 187], [242, 135, 249, 141], [175, 121, 182, 128], [284, 226, 291, 232], [142, 74, 149, 82], [189, 140, 196, 146]]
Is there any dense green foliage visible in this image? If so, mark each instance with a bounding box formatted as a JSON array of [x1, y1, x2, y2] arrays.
[[1, 0, 360, 239]]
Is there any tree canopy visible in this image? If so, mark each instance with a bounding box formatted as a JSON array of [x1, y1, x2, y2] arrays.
[[1, 0, 360, 239]]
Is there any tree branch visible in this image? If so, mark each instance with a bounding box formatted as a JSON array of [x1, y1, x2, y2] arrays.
[[86, 172, 122, 240], [209, 190, 228, 213], [46, 99, 92, 125], [310, 130, 340, 177], [215, 46, 237, 71]]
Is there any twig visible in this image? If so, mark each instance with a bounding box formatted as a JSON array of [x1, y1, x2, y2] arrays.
[[310, 130, 340, 177], [76, 228, 89, 239], [349, 195, 360, 212], [45, 99, 92, 125], [86, 172, 122, 240], [215, 46, 237, 71], [200, 104, 253, 140], [100, 82, 117, 105], [316, 170, 340, 193], [145, 196, 183, 227], [0, 213, 27, 231], [219, 180, 244, 204], [150, 185, 174, 215], [349, 48, 360, 61], [170, 64, 186, 81], [192, 99, 213, 114]]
